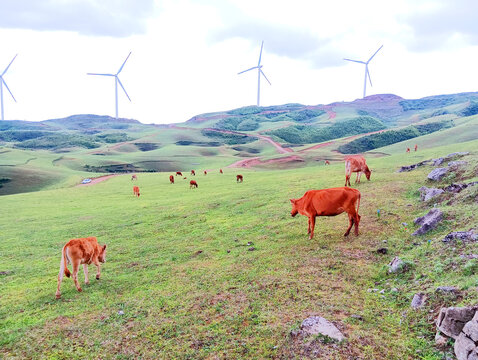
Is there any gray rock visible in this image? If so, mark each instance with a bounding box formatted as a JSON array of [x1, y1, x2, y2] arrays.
[[433, 157, 445, 166], [418, 186, 444, 201], [391, 287, 399, 293], [436, 286, 458, 294], [300, 316, 345, 342], [428, 167, 450, 181], [435, 332, 448, 348], [455, 311, 478, 360], [412, 208, 443, 236], [443, 182, 478, 194], [446, 152, 469, 158], [443, 230, 478, 243], [437, 306, 477, 339], [448, 161, 468, 167], [411, 293, 426, 309], [388, 256, 409, 273], [397, 160, 433, 172]]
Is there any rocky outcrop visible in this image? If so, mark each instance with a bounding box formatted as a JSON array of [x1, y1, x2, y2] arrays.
[[418, 186, 444, 201], [388, 256, 409, 273], [397, 160, 432, 172], [427, 167, 450, 181], [455, 311, 478, 360], [443, 182, 478, 194], [443, 230, 478, 243], [448, 161, 468, 167], [412, 208, 443, 236], [436, 306, 477, 339], [433, 152, 470, 166], [411, 293, 426, 309], [296, 316, 345, 342]]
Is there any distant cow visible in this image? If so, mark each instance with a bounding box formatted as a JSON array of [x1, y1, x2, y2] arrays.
[[345, 156, 371, 187], [220, 169, 223, 174], [191, 170, 196, 176], [56, 236, 107, 299], [204, 170, 207, 175], [290, 187, 361, 239], [133, 186, 140, 197], [176, 172, 183, 176], [131, 174, 137, 181], [190, 180, 198, 189], [324, 160, 330, 165], [169, 175, 174, 184], [236, 174, 243, 182], [414, 144, 418, 152], [406, 148, 410, 153]]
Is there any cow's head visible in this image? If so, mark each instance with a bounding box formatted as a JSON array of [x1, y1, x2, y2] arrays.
[[290, 199, 299, 217], [364, 166, 372, 181], [98, 244, 107, 263]]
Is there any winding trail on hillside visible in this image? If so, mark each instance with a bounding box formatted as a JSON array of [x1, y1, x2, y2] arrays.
[[76, 174, 120, 187]]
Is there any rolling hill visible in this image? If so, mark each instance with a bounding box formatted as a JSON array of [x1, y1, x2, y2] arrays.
[[1, 91, 478, 195]]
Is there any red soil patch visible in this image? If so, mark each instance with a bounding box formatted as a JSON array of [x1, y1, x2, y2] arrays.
[[228, 155, 304, 168], [76, 174, 119, 187]]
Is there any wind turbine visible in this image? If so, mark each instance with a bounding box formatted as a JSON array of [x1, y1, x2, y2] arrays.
[[0, 54, 18, 121], [87, 52, 132, 119], [344, 45, 383, 98], [238, 41, 271, 106]]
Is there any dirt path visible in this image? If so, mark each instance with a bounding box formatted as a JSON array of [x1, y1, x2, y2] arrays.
[[76, 174, 120, 187]]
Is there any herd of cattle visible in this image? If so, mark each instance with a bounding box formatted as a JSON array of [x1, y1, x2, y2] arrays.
[[57, 154, 379, 298]]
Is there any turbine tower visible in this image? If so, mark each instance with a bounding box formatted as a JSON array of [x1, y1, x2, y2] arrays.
[[344, 45, 383, 98], [0, 54, 18, 121], [87, 52, 132, 119], [238, 41, 271, 106]]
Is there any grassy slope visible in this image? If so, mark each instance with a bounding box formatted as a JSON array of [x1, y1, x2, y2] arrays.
[[1, 139, 477, 359]]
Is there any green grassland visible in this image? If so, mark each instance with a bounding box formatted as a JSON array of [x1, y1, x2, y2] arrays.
[[1, 138, 477, 359]]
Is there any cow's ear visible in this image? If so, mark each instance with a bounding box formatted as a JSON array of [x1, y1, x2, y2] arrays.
[[290, 199, 295, 204], [102, 244, 107, 251]]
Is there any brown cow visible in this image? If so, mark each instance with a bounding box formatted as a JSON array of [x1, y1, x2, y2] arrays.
[[204, 170, 207, 175], [133, 186, 140, 197], [131, 174, 137, 181], [236, 174, 243, 182], [190, 180, 198, 189], [414, 144, 418, 152], [290, 187, 361, 239], [56, 236, 107, 299], [344, 156, 371, 187], [324, 160, 330, 165], [191, 170, 196, 176], [169, 175, 174, 184], [406, 148, 410, 153], [176, 171, 183, 176], [220, 169, 223, 174]]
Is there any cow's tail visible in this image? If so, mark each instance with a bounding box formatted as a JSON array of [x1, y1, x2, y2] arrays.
[[60, 245, 71, 278], [356, 191, 361, 214]]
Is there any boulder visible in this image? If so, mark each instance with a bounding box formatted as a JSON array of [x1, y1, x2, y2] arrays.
[[448, 161, 468, 167], [397, 160, 432, 172], [418, 186, 444, 201], [411, 293, 426, 309], [436, 286, 459, 295], [299, 316, 345, 342], [433, 158, 445, 166], [443, 231, 478, 243], [443, 181, 478, 194], [455, 311, 478, 360], [428, 167, 450, 181], [436, 306, 477, 339], [412, 208, 443, 236], [388, 256, 409, 273]]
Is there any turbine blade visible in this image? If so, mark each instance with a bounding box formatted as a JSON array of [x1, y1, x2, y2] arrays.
[[117, 77, 131, 102], [117, 52, 132, 75], [238, 66, 258, 75], [260, 69, 271, 85], [367, 68, 372, 87], [87, 73, 115, 76], [367, 45, 383, 63], [2, 78, 17, 102], [344, 58, 366, 64], [1, 54, 18, 76], [258, 41, 264, 66]]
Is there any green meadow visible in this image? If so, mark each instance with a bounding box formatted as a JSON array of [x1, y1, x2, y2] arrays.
[[1, 138, 477, 359]]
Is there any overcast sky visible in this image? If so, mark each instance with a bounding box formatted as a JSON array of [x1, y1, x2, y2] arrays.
[[0, 0, 477, 124]]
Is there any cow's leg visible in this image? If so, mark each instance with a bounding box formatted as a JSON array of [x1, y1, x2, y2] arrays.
[[345, 175, 350, 187], [344, 213, 354, 236], [56, 269, 64, 299], [83, 264, 89, 285], [309, 216, 316, 240], [355, 172, 360, 183], [94, 261, 101, 280], [307, 218, 311, 234], [354, 213, 361, 236], [72, 262, 82, 292]]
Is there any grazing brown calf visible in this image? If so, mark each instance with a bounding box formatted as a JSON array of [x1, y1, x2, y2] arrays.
[[204, 170, 207, 175], [176, 171, 183, 176], [414, 144, 418, 152], [131, 174, 137, 181], [220, 169, 223, 174], [133, 186, 140, 197], [169, 175, 174, 184], [290, 187, 361, 240], [191, 170, 196, 176], [56, 237, 107, 299], [325, 160, 330, 165], [190, 180, 198, 189], [406, 147, 410, 153], [344, 156, 371, 187], [236, 174, 243, 182]]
